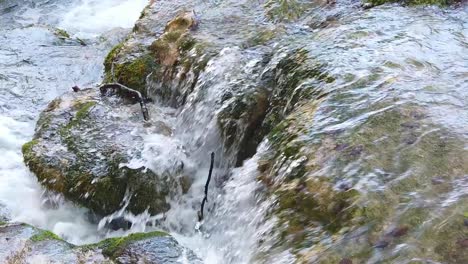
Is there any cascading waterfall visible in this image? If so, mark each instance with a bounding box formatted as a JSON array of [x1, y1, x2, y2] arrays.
[[0, 0, 467, 263], [0, 0, 149, 245]]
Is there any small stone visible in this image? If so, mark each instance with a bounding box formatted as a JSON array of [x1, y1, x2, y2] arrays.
[[108, 217, 132, 231], [362, 3, 374, 9], [404, 134, 417, 145], [390, 226, 409, 237], [338, 182, 352, 191], [348, 145, 364, 157], [72, 86, 81, 92], [457, 238, 468, 248], [400, 122, 420, 129], [374, 240, 389, 249], [431, 177, 445, 185], [339, 258, 352, 264], [410, 111, 426, 120], [335, 143, 349, 151], [258, 160, 270, 172]]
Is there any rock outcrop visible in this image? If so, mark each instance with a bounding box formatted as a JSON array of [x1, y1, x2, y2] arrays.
[[0, 222, 200, 263], [20, 0, 468, 263], [22, 88, 189, 216]]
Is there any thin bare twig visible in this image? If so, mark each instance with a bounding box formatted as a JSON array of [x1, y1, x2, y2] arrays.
[[99, 82, 150, 121], [198, 152, 215, 221]]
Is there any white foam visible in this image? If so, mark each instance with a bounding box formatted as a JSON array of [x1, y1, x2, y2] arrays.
[[0, 0, 151, 246], [59, 0, 149, 38]]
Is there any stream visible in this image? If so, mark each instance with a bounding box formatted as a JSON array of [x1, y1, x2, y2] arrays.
[[0, 0, 467, 263]]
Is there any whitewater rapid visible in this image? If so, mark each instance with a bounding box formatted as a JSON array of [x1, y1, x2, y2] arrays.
[[0, 0, 148, 245]]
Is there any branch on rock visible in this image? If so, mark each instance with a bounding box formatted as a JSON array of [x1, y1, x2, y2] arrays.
[[99, 83, 150, 121], [198, 152, 215, 221]]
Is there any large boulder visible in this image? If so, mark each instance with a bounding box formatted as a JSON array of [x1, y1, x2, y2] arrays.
[[22, 88, 190, 216], [91, 232, 201, 263], [103, 10, 209, 108]]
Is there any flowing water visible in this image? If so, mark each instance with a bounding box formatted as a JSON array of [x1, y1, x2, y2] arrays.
[[0, 0, 148, 245], [0, 0, 467, 263]]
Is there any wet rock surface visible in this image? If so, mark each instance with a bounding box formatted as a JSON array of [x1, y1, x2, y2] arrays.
[[114, 235, 202, 264], [14, 0, 468, 263], [0, 222, 198, 263], [22, 88, 189, 216], [0, 222, 103, 263]]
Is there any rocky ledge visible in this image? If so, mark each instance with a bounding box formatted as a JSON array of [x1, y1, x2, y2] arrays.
[[0, 222, 200, 263], [22, 87, 190, 217]]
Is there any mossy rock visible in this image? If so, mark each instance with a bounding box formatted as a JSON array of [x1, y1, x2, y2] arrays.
[[0, 223, 85, 262], [264, 0, 309, 22], [54, 28, 70, 39], [103, 11, 210, 107], [84, 230, 202, 263], [29, 229, 63, 242], [146, 11, 210, 107], [106, 55, 157, 95], [243, 27, 285, 48], [218, 48, 334, 165], [256, 100, 363, 257], [83, 231, 167, 257], [23, 89, 189, 216], [258, 99, 468, 262], [0, 223, 200, 263]]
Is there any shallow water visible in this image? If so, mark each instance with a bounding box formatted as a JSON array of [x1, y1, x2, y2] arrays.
[[0, 0, 148, 245], [160, 3, 468, 263]]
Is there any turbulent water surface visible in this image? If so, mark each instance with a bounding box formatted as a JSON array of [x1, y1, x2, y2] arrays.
[[0, 0, 148, 245], [0, 0, 467, 263]]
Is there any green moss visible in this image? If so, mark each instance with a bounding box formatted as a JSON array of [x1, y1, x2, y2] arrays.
[[111, 55, 156, 94], [54, 28, 70, 39], [84, 231, 168, 258], [75, 102, 95, 120], [75, 37, 86, 46], [103, 38, 157, 94], [218, 49, 334, 166], [104, 42, 124, 73], [58, 101, 96, 155], [276, 180, 359, 242], [22, 139, 38, 159], [30, 230, 62, 242], [257, 101, 363, 254], [60, 101, 96, 134], [264, 0, 305, 22], [244, 28, 279, 48]]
